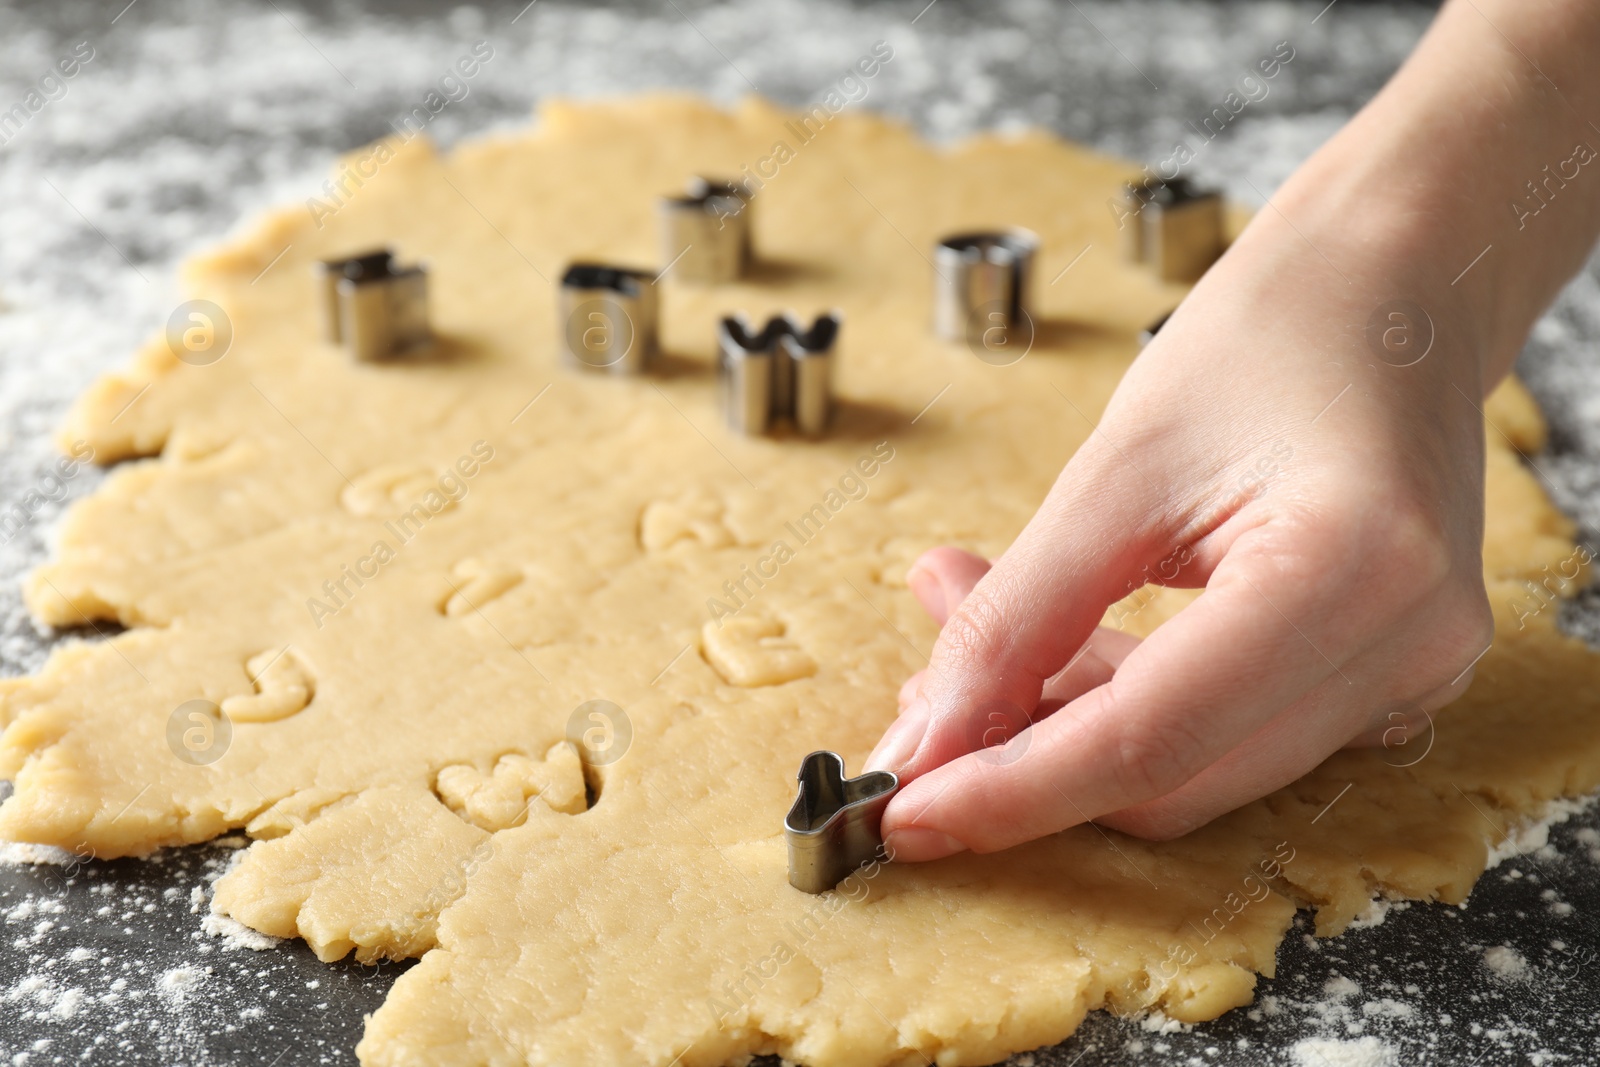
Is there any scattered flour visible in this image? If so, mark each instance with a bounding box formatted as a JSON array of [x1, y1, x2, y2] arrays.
[[1485, 795, 1600, 868], [1139, 1010, 1189, 1034], [1482, 945, 1529, 981], [1348, 898, 1409, 930], [1322, 976, 1361, 1000], [1360, 999, 1414, 1020], [0, 842, 83, 867], [1291, 1035, 1399, 1067], [50, 987, 84, 1020], [3, 975, 85, 1023], [200, 911, 281, 951], [1540, 888, 1576, 918], [156, 966, 206, 1004]]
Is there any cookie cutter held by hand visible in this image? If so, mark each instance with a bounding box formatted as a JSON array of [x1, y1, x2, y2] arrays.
[[784, 750, 899, 894]]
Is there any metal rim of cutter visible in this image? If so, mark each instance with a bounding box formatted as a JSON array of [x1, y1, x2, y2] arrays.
[[936, 228, 1040, 263], [666, 176, 751, 218], [561, 262, 654, 299], [719, 310, 839, 354], [784, 750, 898, 895]]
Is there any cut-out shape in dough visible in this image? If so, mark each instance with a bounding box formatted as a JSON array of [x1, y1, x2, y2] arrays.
[[342, 462, 458, 517], [700, 616, 817, 687], [220, 648, 315, 724], [440, 558, 523, 617], [433, 742, 587, 830], [640, 490, 737, 552]]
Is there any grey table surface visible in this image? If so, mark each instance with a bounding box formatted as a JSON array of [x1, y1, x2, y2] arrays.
[[1, 1, 1599, 1064]]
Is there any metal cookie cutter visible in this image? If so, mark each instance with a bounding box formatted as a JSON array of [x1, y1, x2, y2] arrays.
[[784, 750, 899, 895], [660, 177, 753, 285], [318, 249, 430, 362], [1121, 177, 1224, 283], [560, 263, 660, 375], [718, 312, 840, 437], [933, 229, 1039, 342]]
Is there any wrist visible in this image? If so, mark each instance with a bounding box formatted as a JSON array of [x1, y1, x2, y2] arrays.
[[1245, 140, 1498, 391], [1258, 0, 1600, 385]]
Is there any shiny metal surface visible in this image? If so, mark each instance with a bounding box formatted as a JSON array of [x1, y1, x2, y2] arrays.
[[933, 229, 1038, 343], [717, 311, 839, 437], [317, 248, 431, 362], [783, 750, 899, 894], [660, 176, 753, 284], [559, 262, 660, 374]]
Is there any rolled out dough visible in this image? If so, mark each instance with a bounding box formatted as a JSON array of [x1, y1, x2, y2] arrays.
[[1, 96, 1597, 1066]]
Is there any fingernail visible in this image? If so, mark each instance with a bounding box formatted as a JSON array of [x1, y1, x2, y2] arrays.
[[883, 828, 966, 863], [906, 564, 946, 621], [865, 699, 929, 774]]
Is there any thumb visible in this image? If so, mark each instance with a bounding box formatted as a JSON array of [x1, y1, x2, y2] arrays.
[[882, 460, 1160, 784]]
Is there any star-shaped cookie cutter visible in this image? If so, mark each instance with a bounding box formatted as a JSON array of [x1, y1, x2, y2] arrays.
[[784, 750, 899, 894]]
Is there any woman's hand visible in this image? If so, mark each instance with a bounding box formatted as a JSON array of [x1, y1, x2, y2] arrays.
[[864, 0, 1600, 862], [866, 199, 1495, 860]]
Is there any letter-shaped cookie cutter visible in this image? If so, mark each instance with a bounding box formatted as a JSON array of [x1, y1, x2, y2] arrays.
[[560, 263, 660, 375], [1121, 177, 1224, 282], [318, 248, 430, 362], [784, 750, 899, 895], [718, 312, 839, 437], [933, 229, 1038, 342], [660, 177, 753, 284]]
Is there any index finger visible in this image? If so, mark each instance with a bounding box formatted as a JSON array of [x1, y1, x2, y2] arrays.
[[889, 464, 1160, 783], [880, 546, 1362, 859]]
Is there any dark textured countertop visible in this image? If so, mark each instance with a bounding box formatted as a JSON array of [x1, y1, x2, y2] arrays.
[[2, 1, 1598, 1064]]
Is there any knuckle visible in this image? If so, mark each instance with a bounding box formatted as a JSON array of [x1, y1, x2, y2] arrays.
[[1049, 442, 1159, 534], [1104, 704, 1208, 802], [1433, 591, 1494, 685], [1271, 495, 1459, 610], [1249, 536, 1328, 595], [936, 593, 1009, 669], [1365, 503, 1456, 602], [1455, 595, 1496, 655]]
